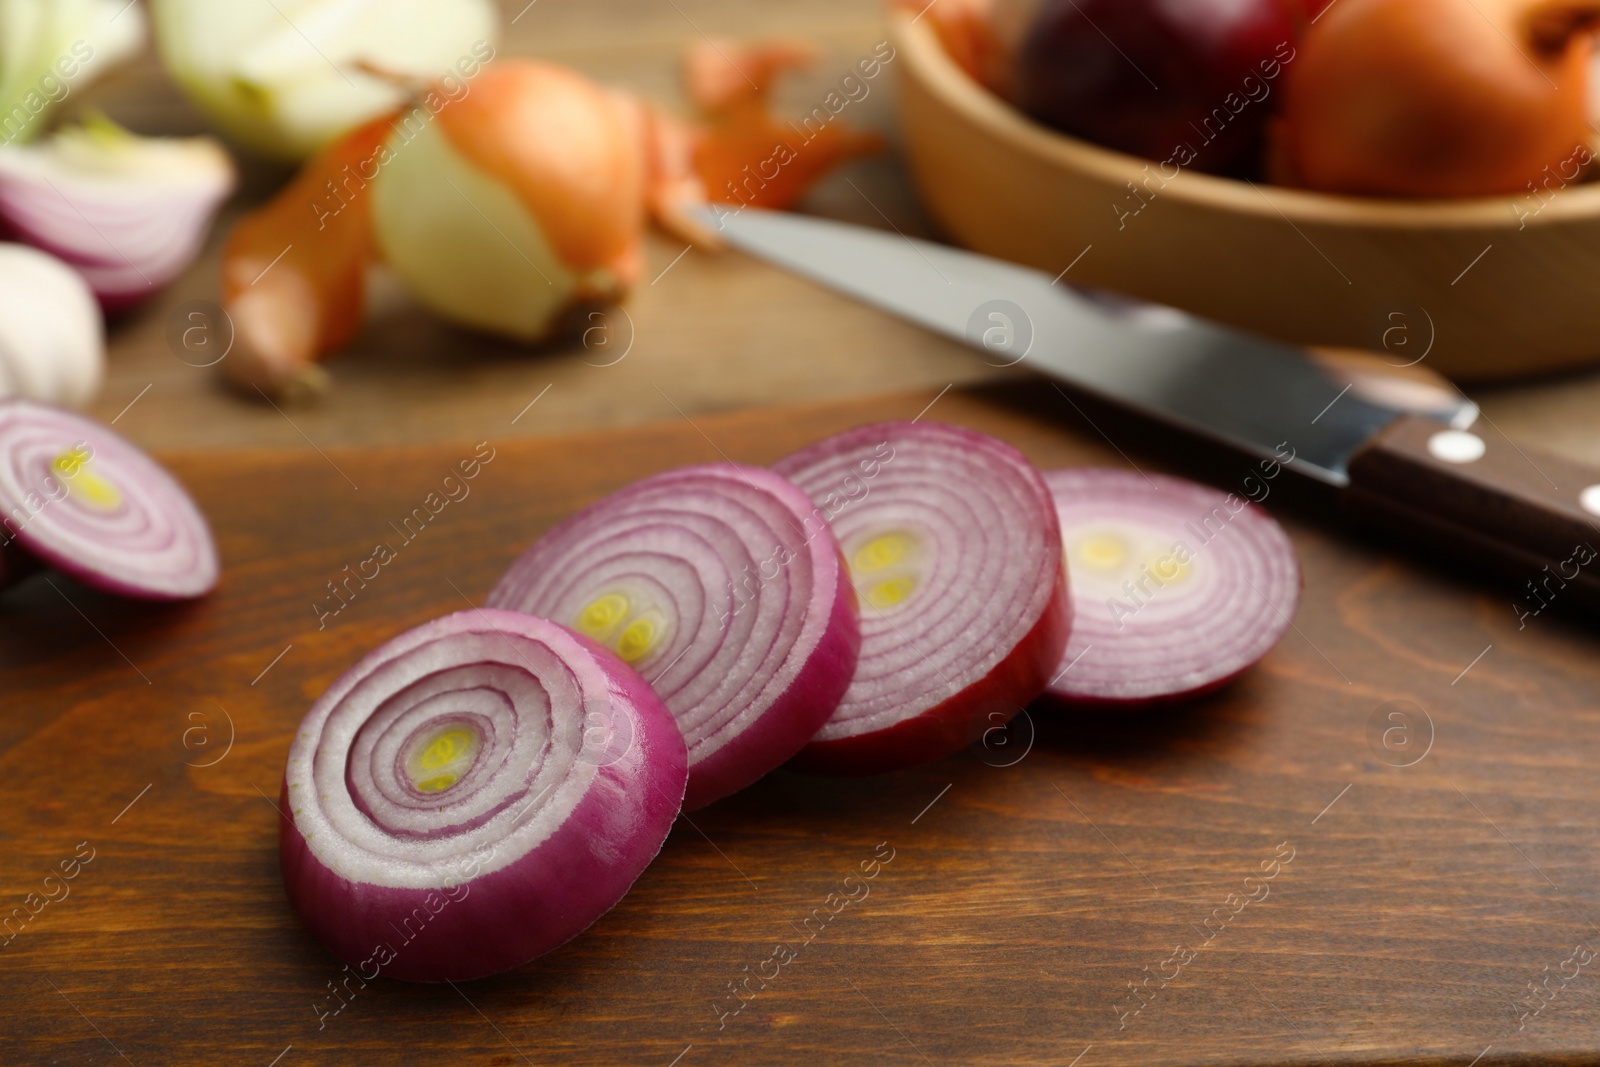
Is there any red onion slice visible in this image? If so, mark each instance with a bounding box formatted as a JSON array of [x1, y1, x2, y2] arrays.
[[1043, 468, 1302, 707], [772, 422, 1071, 774], [486, 463, 859, 809], [279, 610, 688, 982], [0, 398, 218, 599]]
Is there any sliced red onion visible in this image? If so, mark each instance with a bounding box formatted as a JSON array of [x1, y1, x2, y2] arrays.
[[280, 610, 688, 983], [0, 116, 235, 312], [486, 463, 859, 809], [1043, 468, 1301, 708], [0, 398, 218, 599], [772, 422, 1071, 774]]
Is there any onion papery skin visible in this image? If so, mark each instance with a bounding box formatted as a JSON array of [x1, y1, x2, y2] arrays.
[[486, 463, 860, 809], [0, 399, 218, 598], [1041, 468, 1301, 709], [280, 610, 687, 982], [773, 422, 1071, 775]]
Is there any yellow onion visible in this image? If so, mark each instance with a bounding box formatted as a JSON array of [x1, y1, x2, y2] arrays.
[[1275, 0, 1600, 197], [369, 60, 646, 342]]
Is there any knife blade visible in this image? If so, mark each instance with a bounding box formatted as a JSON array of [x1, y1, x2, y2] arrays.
[[702, 206, 1473, 486], [704, 206, 1600, 614]]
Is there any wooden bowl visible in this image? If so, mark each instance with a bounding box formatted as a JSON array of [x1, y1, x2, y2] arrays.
[[890, 10, 1600, 382]]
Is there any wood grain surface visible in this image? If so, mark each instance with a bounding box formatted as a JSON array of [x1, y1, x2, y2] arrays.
[[4, 385, 1600, 1066]]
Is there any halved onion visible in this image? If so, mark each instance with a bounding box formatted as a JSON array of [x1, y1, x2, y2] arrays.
[[0, 398, 218, 599], [772, 422, 1071, 774], [279, 610, 687, 982], [486, 463, 859, 809], [1043, 468, 1301, 707], [0, 115, 236, 312], [150, 0, 499, 162]]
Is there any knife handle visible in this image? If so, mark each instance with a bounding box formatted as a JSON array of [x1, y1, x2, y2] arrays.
[[1345, 414, 1600, 616]]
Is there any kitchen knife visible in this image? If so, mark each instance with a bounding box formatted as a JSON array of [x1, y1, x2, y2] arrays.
[[704, 206, 1600, 614]]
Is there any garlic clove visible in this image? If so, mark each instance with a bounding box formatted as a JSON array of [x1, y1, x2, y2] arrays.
[[0, 243, 104, 407]]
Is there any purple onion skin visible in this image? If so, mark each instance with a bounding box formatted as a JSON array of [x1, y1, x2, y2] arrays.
[[278, 615, 688, 983], [38, 541, 219, 602], [789, 566, 1071, 775], [685, 542, 860, 809]]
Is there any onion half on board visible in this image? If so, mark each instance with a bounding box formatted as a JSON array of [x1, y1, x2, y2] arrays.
[[1042, 468, 1301, 708], [279, 610, 688, 982], [0, 398, 218, 598], [487, 463, 859, 809], [773, 421, 1071, 774]]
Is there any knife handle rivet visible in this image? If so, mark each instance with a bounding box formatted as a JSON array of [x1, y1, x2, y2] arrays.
[[1580, 485, 1600, 517], [1426, 430, 1486, 465]]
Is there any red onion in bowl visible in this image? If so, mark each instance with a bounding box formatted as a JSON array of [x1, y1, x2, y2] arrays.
[[1042, 468, 1301, 708], [772, 422, 1071, 775], [486, 463, 859, 809], [279, 610, 688, 983], [0, 398, 218, 599]]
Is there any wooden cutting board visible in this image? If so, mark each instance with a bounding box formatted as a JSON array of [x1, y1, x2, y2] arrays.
[[4, 385, 1599, 1067]]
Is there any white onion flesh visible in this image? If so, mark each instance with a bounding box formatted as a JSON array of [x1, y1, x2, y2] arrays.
[[279, 610, 687, 982], [151, 0, 499, 161], [773, 421, 1071, 774], [487, 463, 860, 808], [0, 117, 236, 311], [0, 398, 217, 598], [0, 0, 147, 147], [1044, 468, 1301, 707]]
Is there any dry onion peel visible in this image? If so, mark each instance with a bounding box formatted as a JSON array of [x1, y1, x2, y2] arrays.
[[220, 115, 391, 398], [371, 60, 647, 343], [686, 38, 885, 212], [220, 45, 879, 397]]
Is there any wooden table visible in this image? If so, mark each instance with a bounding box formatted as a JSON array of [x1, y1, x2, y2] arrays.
[[8, 386, 1600, 1067], [9, 3, 1600, 1066]]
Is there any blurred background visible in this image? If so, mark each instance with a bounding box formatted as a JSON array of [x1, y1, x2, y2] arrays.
[[28, 0, 1011, 451], [7, 0, 1594, 461]]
